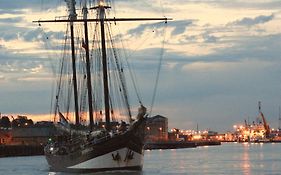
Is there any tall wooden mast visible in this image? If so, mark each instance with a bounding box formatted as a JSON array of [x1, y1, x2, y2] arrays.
[[66, 0, 80, 125], [82, 0, 94, 131], [96, 1, 111, 131]]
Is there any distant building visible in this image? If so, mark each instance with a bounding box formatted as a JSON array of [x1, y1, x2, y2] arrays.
[[168, 128, 187, 141], [145, 115, 168, 142], [11, 121, 58, 146], [222, 132, 235, 141], [0, 130, 12, 145], [168, 131, 178, 141]]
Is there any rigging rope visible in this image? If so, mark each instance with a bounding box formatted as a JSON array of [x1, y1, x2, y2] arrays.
[[55, 23, 70, 121], [110, 1, 168, 117], [149, 21, 167, 117], [148, 0, 167, 116], [41, 0, 169, 123], [37, 21, 71, 122], [106, 22, 132, 120], [36, 26, 57, 121], [117, 33, 143, 106]]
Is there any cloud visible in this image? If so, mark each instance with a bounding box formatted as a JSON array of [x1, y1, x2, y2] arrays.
[[150, 32, 281, 71], [0, 58, 46, 74], [170, 20, 194, 36], [210, 1, 281, 10], [0, 0, 60, 11], [127, 20, 194, 36], [127, 21, 167, 36], [0, 25, 23, 41], [0, 9, 25, 15], [0, 46, 52, 75], [182, 61, 228, 72], [202, 32, 218, 43], [0, 22, 64, 43], [0, 75, 5, 80], [229, 14, 274, 27], [22, 28, 65, 42], [0, 17, 23, 23]]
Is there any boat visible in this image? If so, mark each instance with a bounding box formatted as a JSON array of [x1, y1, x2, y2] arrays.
[[34, 0, 170, 173], [235, 101, 272, 143]]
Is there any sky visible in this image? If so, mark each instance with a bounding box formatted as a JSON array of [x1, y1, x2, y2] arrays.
[[1, 0, 281, 132]]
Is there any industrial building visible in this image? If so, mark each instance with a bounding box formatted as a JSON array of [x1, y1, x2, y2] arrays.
[[145, 115, 168, 142]]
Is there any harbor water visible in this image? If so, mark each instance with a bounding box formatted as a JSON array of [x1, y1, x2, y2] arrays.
[[0, 142, 281, 175]]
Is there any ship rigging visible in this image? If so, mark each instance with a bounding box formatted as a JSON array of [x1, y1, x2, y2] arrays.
[[34, 0, 171, 172]]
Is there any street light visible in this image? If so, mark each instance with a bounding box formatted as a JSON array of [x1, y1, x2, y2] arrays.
[[159, 127, 162, 141]]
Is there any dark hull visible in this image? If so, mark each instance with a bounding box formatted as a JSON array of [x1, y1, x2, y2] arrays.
[[45, 118, 146, 173], [50, 165, 142, 174]]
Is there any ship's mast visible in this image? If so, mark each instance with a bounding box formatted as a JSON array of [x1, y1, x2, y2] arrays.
[[82, 0, 94, 131], [66, 0, 80, 125], [34, 0, 172, 130], [96, 0, 111, 131]]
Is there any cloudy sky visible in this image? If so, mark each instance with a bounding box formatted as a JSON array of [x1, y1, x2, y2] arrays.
[[1, 0, 281, 131]]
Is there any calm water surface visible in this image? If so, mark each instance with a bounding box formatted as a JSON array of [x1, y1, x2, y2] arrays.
[[0, 143, 281, 175]]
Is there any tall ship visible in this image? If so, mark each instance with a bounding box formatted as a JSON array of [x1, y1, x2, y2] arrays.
[[34, 0, 170, 173]]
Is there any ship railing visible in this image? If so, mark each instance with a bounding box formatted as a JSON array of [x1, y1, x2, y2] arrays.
[[85, 130, 125, 146]]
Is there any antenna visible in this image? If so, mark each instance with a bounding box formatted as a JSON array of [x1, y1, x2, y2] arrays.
[[278, 106, 281, 130], [258, 101, 261, 113]]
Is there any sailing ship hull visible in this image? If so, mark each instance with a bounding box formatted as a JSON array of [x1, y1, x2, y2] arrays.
[[47, 148, 143, 173], [45, 119, 146, 173]]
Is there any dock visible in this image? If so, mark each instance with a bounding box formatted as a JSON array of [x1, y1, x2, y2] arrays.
[[144, 140, 221, 150]]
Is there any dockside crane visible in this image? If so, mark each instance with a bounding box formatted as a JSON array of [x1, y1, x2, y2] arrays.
[[258, 101, 270, 137]]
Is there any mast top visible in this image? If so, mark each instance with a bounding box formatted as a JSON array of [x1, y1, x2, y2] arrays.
[[99, 0, 105, 7], [91, 0, 111, 10], [65, 0, 77, 20]]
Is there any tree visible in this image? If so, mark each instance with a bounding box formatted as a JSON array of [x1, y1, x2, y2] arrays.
[[0, 116, 11, 128], [11, 116, 34, 127]]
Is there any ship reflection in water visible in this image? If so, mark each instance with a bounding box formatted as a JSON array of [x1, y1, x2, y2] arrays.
[[0, 143, 281, 175]]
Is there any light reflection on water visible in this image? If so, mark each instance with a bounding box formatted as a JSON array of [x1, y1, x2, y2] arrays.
[[242, 143, 250, 175], [0, 143, 281, 175]]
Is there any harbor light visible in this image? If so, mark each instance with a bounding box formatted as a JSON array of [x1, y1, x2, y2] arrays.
[[192, 135, 202, 140]]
